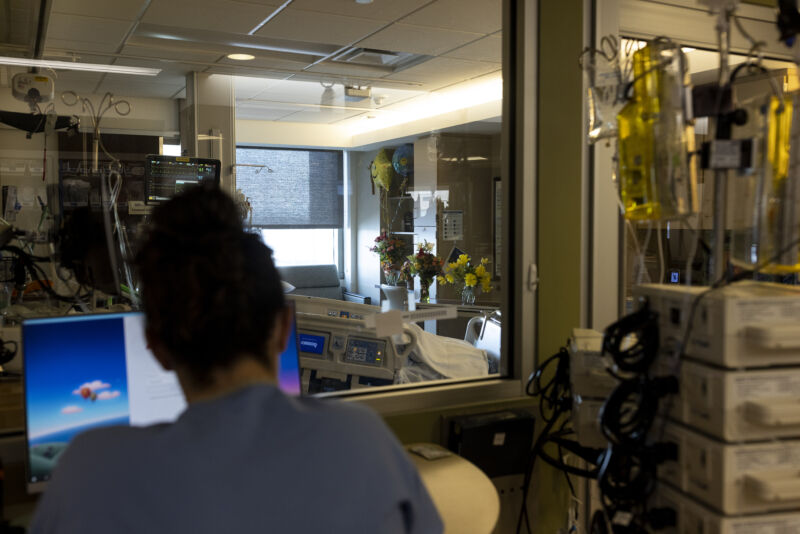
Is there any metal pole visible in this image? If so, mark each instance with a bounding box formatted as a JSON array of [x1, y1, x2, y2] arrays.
[[711, 9, 732, 282]]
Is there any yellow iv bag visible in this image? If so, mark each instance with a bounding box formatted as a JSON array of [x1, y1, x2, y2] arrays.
[[616, 42, 697, 221]]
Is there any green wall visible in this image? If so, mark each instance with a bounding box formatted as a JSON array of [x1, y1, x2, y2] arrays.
[[535, 0, 586, 533]]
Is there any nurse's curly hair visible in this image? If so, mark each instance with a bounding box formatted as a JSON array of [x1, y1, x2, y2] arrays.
[[134, 184, 285, 383]]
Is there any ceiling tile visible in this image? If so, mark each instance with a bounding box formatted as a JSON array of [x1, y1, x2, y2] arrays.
[[142, 0, 280, 35], [51, 72, 105, 96], [204, 66, 293, 79], [246, 79, 333, 104], [41, 52, 114, 65], [233, 76, 287, 99], [46, 13, 134, 46], [356, 23, 483, 56], [256, 8, 385, 46], [44, 38, 122, 54], [303, 61, 397, 79], [276, 108, 365, 123], [4, 1, 35, 47], [280, 0, 429, 21], [120, 44, 223, 64], [401, 0, 501, 34], [236, 103, 297, 121], [443, 34, 501, 63], [102, 70, 186, 86], [216, 54, 311, 72], [51, 0, 148, 21], [384, 57, 500, 90]]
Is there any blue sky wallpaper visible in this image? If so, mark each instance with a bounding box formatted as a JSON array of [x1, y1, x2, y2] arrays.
[[24, 315, 130, 440]]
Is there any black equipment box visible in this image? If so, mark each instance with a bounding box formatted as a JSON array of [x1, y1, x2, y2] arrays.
[[446, 409, 535, 478]]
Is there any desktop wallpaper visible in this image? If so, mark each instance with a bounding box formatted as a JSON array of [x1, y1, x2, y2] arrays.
[[278, 316, 301, 396], [24, 316, 131, 481]]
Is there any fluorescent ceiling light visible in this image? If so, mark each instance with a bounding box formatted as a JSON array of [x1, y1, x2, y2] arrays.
[[0, 56, 160, 76], [348, 75, 502, 135], [227, 53, 255, 61]]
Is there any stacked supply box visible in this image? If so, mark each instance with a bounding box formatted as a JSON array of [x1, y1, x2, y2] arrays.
[[634, 281, 800, 532], [569, 328, 614, 448]]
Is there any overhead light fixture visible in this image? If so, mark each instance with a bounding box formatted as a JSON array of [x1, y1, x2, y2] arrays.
[[227, 53, 255, 61], [0, 56, 160, 76], [355, 0, 373, 3]]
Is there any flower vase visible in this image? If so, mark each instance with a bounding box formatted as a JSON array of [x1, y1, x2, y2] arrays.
[[380, 284, 407, 311], [461, 285, 476, 306], [419, 278, 431, 303]]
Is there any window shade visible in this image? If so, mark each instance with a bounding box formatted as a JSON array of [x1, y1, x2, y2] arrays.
[[236, 147, 343, 228]]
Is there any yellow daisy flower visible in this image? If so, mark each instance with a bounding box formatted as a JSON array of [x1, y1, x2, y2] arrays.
[[465, 273, 477, 287], [457, 254, 470, 266], [480, 257, 489, 265], [446, 274, 455, 283], [475, 264, 486, 277]]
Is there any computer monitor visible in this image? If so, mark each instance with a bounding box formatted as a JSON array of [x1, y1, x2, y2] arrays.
[[144, 155, 220, 205], [22, 308, 301, 492]]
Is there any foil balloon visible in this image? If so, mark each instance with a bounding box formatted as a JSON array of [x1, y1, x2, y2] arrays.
[[371, 148, 395, 191], [392, 144, 413, 176]]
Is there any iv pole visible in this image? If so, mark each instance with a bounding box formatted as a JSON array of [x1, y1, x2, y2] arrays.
[[711, 3, 734, 281]]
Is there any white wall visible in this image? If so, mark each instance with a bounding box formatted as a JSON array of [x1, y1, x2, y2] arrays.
[[351, 149, 381, 304]]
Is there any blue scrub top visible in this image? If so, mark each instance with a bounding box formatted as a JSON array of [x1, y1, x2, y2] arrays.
[[30, 384, 443, 534]]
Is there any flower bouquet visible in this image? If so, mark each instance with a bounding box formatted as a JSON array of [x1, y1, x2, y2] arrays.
[[438, 254, 492, 305], [370, 233, 408, 285], [401, 241, 445, 302]]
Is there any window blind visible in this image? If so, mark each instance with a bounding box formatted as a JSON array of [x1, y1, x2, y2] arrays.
[[236, 147, 343, 228]]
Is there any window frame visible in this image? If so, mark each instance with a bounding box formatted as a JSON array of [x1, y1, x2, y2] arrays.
[[339, 0, 538, 414], [228, 0, 538, 414]]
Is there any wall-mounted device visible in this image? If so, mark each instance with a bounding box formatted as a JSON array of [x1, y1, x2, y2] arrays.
[[11, 72, 54, 110], [144, 155, 220, 205]]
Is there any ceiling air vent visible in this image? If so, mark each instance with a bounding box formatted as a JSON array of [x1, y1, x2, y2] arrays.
[[330, 48, 430, 73]]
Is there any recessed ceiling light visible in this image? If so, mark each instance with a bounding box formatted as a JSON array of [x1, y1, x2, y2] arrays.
[[227, 53, 255, 61], [355, 0, 373, 4]]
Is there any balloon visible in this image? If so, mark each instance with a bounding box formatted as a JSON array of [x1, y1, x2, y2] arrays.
[[371, 148, 395, 191], [392, 144, 413, 176], [80, 387, 91, 399]]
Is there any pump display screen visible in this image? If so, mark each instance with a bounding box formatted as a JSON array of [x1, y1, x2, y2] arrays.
[[298, 333, 326, 355], [344, 338, 385, 366], [145, 155, 220, 204]]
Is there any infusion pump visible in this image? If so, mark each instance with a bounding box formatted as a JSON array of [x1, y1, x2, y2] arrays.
[[288, 295, 412, 393]]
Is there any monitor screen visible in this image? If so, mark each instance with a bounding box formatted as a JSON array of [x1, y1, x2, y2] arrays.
[[278, 304, 302, 396], [22, 309, 301, 492], [144, 155, 220, 205]]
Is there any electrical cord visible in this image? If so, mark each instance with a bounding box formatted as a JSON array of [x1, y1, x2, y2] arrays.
[[518, 345, 608, 533], [601, 302, 659, 378], [1, 245, 89, 305]]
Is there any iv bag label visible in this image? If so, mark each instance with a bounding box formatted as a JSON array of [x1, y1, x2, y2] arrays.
[[735, 374, 800, 399], [734, 300, 800, 325], [735, 446, 800, 473], [732, 519, 800, 534], [709, 140, 743, 169]]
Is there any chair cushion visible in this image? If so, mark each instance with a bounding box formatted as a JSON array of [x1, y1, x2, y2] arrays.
[[277, 265, 343, 300]]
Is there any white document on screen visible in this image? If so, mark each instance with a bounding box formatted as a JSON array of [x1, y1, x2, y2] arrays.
[[123, 315, 187, 426]]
